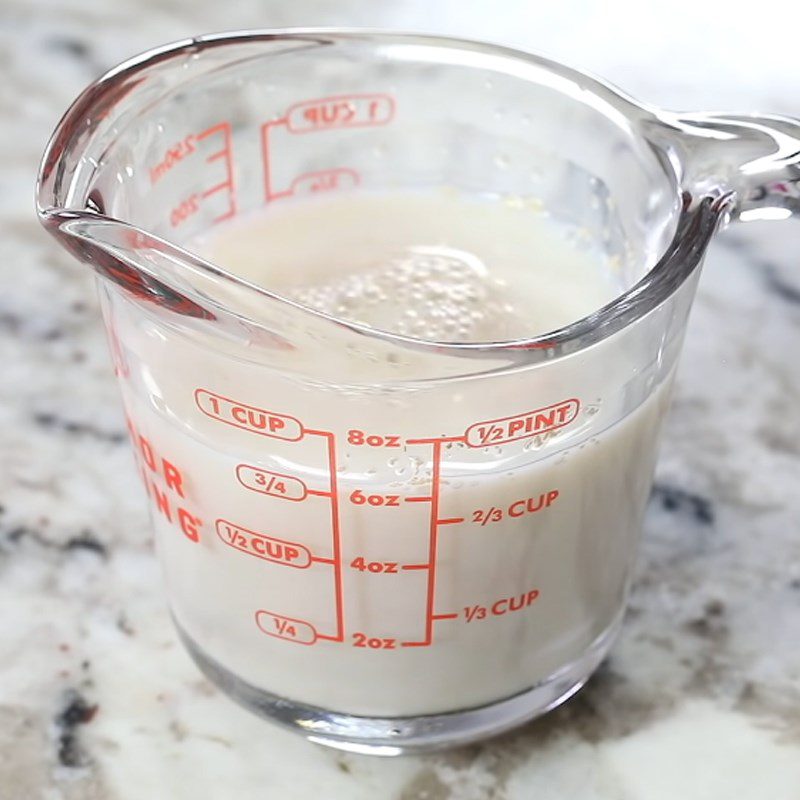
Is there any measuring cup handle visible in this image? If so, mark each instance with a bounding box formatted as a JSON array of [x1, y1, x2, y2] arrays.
[[656, 111, 800, 222]]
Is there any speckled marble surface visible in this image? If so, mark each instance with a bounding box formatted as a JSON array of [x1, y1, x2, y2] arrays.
[[2, 1, 800, 798]]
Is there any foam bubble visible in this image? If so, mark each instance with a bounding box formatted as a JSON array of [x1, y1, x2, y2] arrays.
[[287, 246, 527, 342]]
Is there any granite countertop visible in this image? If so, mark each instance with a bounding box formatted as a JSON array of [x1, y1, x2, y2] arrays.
[[2, 1, 799, 798]]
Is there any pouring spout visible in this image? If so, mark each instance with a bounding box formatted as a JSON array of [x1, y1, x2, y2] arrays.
[[41, 209, 218, 320], [38, 207, 354, 360], [38, 207, 522, 381]]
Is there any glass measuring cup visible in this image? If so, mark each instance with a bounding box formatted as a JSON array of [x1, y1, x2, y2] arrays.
[[36, 30, 800, 754]]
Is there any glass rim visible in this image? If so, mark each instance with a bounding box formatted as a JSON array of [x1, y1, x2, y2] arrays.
[[37, 28, 728, 363]]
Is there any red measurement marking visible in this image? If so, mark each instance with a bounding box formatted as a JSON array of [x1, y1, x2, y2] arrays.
[[460, 590, 540, 623], [261, 92, 393, 201], [464, 605, 486, 623], [437, 517, 464, 525], [303, 429, 345, 643], [350, 557, 399, 574], [285, 93, 395, 134], [290, 168, 360, 195], [255, 610, 317, 645], [216, 520, 312, 569], [424, 439, 443, 644], [346, 429, 402, 448], [349, 490, 400, 507], [148, 122, 236, 225], [401, 563, 430, 571], [150, 134, 197, 185], [474, 506, 501, 527], [491, 590, 540, 616], [432, 613, 459, 620], [352, 633, 396, 649], [261, 128, 361, 203], [235, 465, 307, 501], [465, 399, 580, 447], [472, 490, 560, 525], [169, 193, 200, 228], [327, 431, 345, 642], [401, 439, 444, 648], [260, 120, 284, 202], [404, 496, 432, 503], [194, 389, 303, 441], [509, 490, 559, 517], [197, 122, 236, 223], [245, 425, 344, 642]]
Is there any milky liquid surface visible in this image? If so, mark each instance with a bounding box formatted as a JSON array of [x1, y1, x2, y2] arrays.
[[189, 191, 622, 342]]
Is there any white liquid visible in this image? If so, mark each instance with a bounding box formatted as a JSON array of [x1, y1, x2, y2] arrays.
[[190, 191, 622, 342], [111, 192, 670, 717]]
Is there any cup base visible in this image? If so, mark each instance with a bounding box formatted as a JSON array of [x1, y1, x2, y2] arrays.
[[175, 614, 622, 755]]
